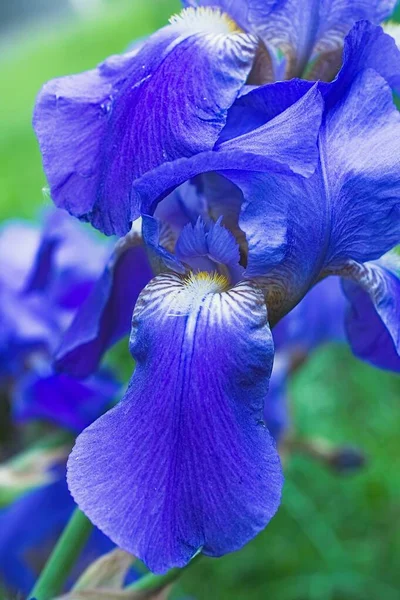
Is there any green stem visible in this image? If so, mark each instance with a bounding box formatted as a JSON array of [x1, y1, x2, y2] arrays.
[[29, 507, 93, 600], [126, 555, 201, 594]]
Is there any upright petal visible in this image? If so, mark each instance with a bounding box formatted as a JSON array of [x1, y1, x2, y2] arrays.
[[339, 257, 400, 371], [55, 224, 153, 378], [25, 209, 108, 310], [34, 12, 255, 235], [176, 217, 242, 278], [258, 0, 396, 78], [133, 81, 323, 217], [322, 68, 400, 265], [68, 273, 283, 573], [154, 181, 208, 235], [219, 79, 317, 142], [328, 20, 400, 103], [235, 68, 400, 322]]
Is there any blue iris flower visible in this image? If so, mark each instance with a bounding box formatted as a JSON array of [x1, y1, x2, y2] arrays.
[[33, 1, 399, 236], [0, 210, 120, 432], [0, 212, 125, 594], [32, 0, 400, 576]]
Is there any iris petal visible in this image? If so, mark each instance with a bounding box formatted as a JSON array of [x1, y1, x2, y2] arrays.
[[329, 20, 400, 103], [236, 67, 400, 321], [133, 82, 323, 216], [323, 68, 400, 265], [340, 258, 400, 371], [0, 223, 40, 292], [13, 367, 119, 432], [68, 273, 283, 573], [25, 210, 107, 308], [176, 217, 242, 277], [34, 18, 255, 235], [55, 225, 153, 378], [257, 0, 396, 78]]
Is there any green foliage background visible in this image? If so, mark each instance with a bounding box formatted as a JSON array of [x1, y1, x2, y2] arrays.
[[0, 2, 399, 599]]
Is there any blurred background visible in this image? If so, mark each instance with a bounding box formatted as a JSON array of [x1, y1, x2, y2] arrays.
[[0, 1, 399, 599]]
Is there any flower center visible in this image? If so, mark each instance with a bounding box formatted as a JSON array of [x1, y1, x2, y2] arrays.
[[183, 271, 229, 295], [169, 7, 242, 35]]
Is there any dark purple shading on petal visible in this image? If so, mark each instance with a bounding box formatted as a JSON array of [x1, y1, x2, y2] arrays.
[[34, 18, 255, 235], [24, 234, 60, 294], [68, 273, 283, 573], [13, 367, 120, 432], [341, 259, 400, 371], [55, 233, 153, 378]]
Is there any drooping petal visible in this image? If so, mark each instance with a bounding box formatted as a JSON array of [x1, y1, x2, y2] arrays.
[[55, 224, 153, 378], [13, 366, 119, 432], [340, 257, 400, 371], [34, 12, 255, 236], [68, 273, 283, 573]]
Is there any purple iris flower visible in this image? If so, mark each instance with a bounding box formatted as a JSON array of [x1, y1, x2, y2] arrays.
[[33, 0, 400, 576], [33, 1, 400, 238], [0, 210, 120, 432], [0, 213, 127, 594]]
